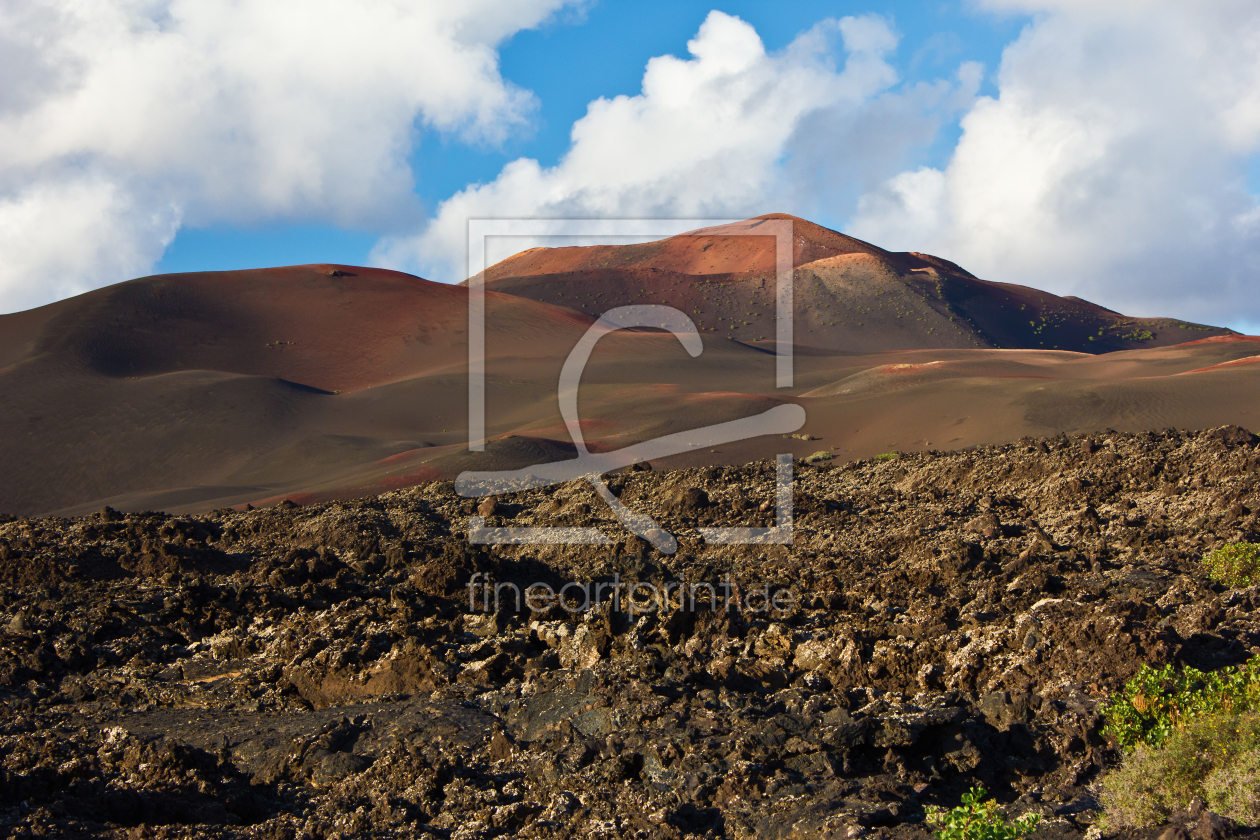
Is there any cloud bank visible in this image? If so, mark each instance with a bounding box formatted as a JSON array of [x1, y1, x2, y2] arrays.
[[850, 0, 1260, 325], [377, 11, 979, 283], [0, 0, 579, 313], [5, 1, 1260, 331], [386, 3, 1260, 330]]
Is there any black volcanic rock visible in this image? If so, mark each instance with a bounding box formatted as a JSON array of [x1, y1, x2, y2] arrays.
[[0, 427, 1258, 837]]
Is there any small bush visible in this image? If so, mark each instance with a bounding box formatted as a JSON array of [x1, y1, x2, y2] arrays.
[[1203, 542, 1260, 588], [1119, 329, 1155, 341], [805, 451, 832, 463], [925, 786, 1040, 840], [1203, 747, 1260, 825], [875, 452, 900, 461], [1102, 655, 1260, 749], [1101, 712, 1260, 828]]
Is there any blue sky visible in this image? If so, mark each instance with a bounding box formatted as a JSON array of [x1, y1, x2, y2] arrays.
[[156, 1, 1030, 276], [3, 1, 1260, 333], [152, 0, 1028, 274]]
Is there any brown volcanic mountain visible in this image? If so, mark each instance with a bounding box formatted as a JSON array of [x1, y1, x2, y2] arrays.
[[0, 265, 597, 514], [477, 214, 1231, 352], [0, 217, 1257, 517], [0, 263, 584, 390]]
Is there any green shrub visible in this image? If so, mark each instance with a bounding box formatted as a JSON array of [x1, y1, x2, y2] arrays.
[[1102, 655, 1260, 749], [925, 786, 1040, 840], [875, 452, 900, 461], [1203, 542, 1260, 588], [1101, 712, 1260, 828], [1203, 746, 1260, 825], [805, 451, 832, 463], [1118, 329, 1155, 341]]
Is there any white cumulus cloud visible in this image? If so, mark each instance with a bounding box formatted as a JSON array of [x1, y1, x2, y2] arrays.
[[850, 0, 1260, 328], [378, 10, 979, 283], [0, 0, 581, 313]]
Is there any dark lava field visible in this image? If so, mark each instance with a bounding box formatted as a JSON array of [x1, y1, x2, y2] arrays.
[[1, 426, 1259, 840]]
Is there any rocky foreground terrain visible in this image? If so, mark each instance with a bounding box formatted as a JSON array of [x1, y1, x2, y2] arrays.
[[2, 427, 1260, 839]]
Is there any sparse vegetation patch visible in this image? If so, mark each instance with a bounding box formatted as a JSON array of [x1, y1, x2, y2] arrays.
[[1101, 711, 1260, 828], [1203, 541, 1260, 587], [925, 786, 1040, 840], [1102, 655, 1260, 749]]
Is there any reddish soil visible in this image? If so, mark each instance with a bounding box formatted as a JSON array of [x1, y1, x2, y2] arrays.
[[0, 217, 1253, 521], [477, 214, 1232, 355]]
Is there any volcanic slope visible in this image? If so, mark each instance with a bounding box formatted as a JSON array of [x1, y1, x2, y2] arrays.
[[476, 214, 1232, 353], [0, 264, 801, 516], [1, 219, 1256, 519], [0, 265, 597, 515]]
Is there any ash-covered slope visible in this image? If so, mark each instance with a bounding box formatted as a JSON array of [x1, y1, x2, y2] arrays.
[[0, 264, 597, 515], [477, 214, 1232, 353], [0, 263, 591, 391], [0, 427, 1258, 838], [0, 223, 1251, 519]]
